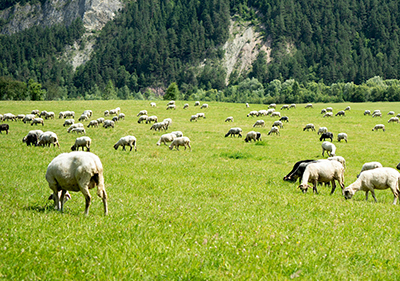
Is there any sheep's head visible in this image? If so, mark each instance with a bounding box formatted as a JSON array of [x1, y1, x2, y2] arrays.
[[298, 184, 311, 193], [343, 188, 354, 200], [71, 145, 77, 151], [113, 144, 118, 150]]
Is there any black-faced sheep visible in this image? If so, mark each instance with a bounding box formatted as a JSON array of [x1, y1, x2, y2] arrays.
[[317, 127, 328, 135], [0, 124, 9, 134], [253, 120, 265, 127], [337, 133, 348, 142], [225, 117, 234, 122], [290, 104, 296, 108], [71, 136, 91, 152], [388, 117, 399, 123], [305, 103, 313, 108], [67, 123, 84, 133], [63, 119, 75, 127], [46, 151, 107, 215], [244, 131, 261, 142], [137, 115, 148, 123], [225, 128, 242, 137], [303, 124, 315, 131], [194, 101, 200, 106], [23, 114, 35, 123], [268, 126, 280, 136], [372, 124, 385, 131], [114, 136, 137, 151], [268, 103, 276, 109], [335, 110, 345, 116], [388, 111, 395, 115], [200, 104, 209, 109], [281, 105, 289, 110], [38, 131, 60, 147], [190, 115, 198, 122], [87, 120, 98, 128], [319, 132, 333, 142], [23, 130, 43, 146], [323, 112, 333, 117], [169, 137, 191, 151], [31, 118, 44, 126], [137, 110, 148, 117], [183, 103, 189, 109], [283, 160, 317, 182], [247, 111, 259, 117], [45, 112, 55, 119], [364, 110, 371, 115], [146, 116, 158, 124], [279, 116, 289, 122], [103, 120, 115, 128], [344, 106, 351, 111], [272, 120, 283, 128]]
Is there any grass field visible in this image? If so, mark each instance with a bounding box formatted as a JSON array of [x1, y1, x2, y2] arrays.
[[1, 100, 400, 280]]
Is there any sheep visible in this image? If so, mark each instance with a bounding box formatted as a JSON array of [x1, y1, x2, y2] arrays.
[[23, 114, 35, 123], [31, 118, 44, 126], [388, 111, 395, 115], [337, 133, 348, 142], [115, 107, 120, 114], [0, 124, 9, 134], [266, 108, 275, 115], [344, 106, 351, 111], [0, 114, 3, 121], [103, 120, 115, 128], [118, 113, 125, 120], [67, 123, 84, 133], [303, 124, 315, 131], [31, 109, 40, 116], [16, 114, 25, 121], [279, 116, 289, 122], [87, 120, 98, 128], [258, 110, 268, 116], [63, 111, 74, 118], [150, 122, 166, 131], [335, 110, 345, 116], [326, 107, 333, 112], [317, 127, 328, 135], [83, 110, 93, 118], [167, 104, 176, 110], [104, 110, 110, 116], [194, 101, 200, 106], [246, 103, 249, 108], [97, 118, 104, 124], [78, 114, 88, 122], [225, 117, 234, 122], [343, 168, 400, 204], [397, 113, 400, 118], [272, 120, 283, 128], [137, 110, 148, 117], [70, 127, 86, 134], [46, 151, 107, 215], [71, 136, 91, 152], [289, 104, 296, 109], [268, 126, 280, 136], [163, 118, 172, 129], [322, 141, 336, 157], [271, 112, 281, 118], [169, 137, 191, 151], [23, 130, 43, 146], [244, 131, 261, 142], [225, 128, 242, 137], [183, 103, 189, 109], [372, 112, 382, 118], [364, 110, 371, 116], [372, 124, 385, 131], [171, 131, 183, 138], [38, 131, 60, 147], [388, 117, 399, 123], [298, 160, 345, 194], [59, 112, 65, 119], [167, 100, 175, 106], [323, 112, 333, 117], [112, 116, 119, 123], [190, 115, 198, 122], [109, 109, 117, 115], [319, 132, 333, 142], [137, 115, 148, 123], [150, 102, 156, 107], [63, 119, 74, 127], [357, 162, 383, 178], [268, 103, 276, 109], [114, 136, 137, 151], [321, 109, 327, 114], [156, 133, 176, 146], [3, 113, 16, 121], [253, 120, 265, 127], [200, 103, 209, 109], [283, 159, 317, 182], [146, 116, 158, 124], [45, 112, 55, 119], [247, 111, 259, 117], [281, 105, 289, 110], [39, 111, 48, 118], [327, 156, 346, 169], [196, 113, 205, 119], [305, 103, 313, 108]]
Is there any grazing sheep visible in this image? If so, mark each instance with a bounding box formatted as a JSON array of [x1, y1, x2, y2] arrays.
[[71, 136, 91, 152], [253, 120, 265, 127], [335, 110, 345, 116], [169, 137, 191, 151], [337, 133, 348, 142], [109, 109, 117, 115], [67, 123, 84, 133], [194, 101, 200, 106], [364, 110, 371, 116], [59, 112, 65, 119], [97, 118, 104, 124], [272, 120, 283, 128], [323, 112, 333, 117], [357, 162, 383, 178], [344, 106, 351, 111], [0, 114, 2, 121], [46, 151, 107, 215], [321, 109, 327, 114], [31, 109, 40, 116], [258, 110, 268, 116], [45, 112, 55, 119], [305, 103, 313, 108], [190, 115, 198, 122], [103, 120, 115, 128], [39, 111, 47, 118], [137, 115, 148, 123], [283, 160, 317, 182], [268, 126, 280, 136], [244, 131, 261, 142], [115, 107, 120, 114], [298, 160, 345, 194], [372, 124, 385, 131], [146, 116, 158, 124], [78, 114, 88, 122], [87, 120, 98, 128], [31, 118, 44, 126], [156, 133, 176, 146], [171, 131, 183, 138], [118, 113, 125, 120], [64, 111, 75, 118], [247, 111, 259, 117], [23, 114, 35, 123], [290, 104, 296, 109], [150, 102, 156, 107], [397, 113, 400, 118], [343, 168, 400, 204], [317, 127, 328, 135], [327, 156, 346, 169], [104, 110, 110, 116], [388, 117, 399, 123], [150, 122, 166, 131], [268, 103, 276, 109], [281, 105, 289, 110], [200, 103, 208, 109], [23, 130, 43, 146], [266, 108, 275, 116], [372, 112, 382, 118], [225, 116, 234, 122], [388, 111, 395, 115], [246, 103, 249, 108], [279, 116, 289, 122], [303, 124, 315, 131], [319, 132, 333, 142], [183, 103, 189, 109], [225, 128, 242, 137], [63, 119, 75, 127], [271, 112, 281, 118], [196, 113, 205, 119], [326, 107, 333, 112], [137, 110, 148, 117], [167, 104, 176, 110], [38, 131, 60, 147], [0, 124, 9, 134], [16, 114, 25, 121], [322, 141, 336, 157], [83, 110, 93, 118], [112, 116, 119, 123], [167, 100, 175, 106], [3, 113, 16, 121], [163, 118, 172, 129], [114, 136, 137, 151], [70, 127, 86, 134]]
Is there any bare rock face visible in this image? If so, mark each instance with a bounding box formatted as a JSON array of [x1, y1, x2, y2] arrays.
[[0, 0, 123, 35]]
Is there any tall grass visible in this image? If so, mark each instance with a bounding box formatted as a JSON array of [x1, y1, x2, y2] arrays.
[[0, 100, 400, 279]]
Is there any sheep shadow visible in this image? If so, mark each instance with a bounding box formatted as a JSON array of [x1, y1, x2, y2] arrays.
[[25, 203, 55, 213]]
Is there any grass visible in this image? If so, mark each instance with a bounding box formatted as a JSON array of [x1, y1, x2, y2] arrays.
[[1, 100, 400, 280]]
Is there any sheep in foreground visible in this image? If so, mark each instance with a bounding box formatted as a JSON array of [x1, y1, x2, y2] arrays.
[[156, 133, 176, 146], [63, 119, 75, 127], [103, 120, 115, 128], [317, 127, 328, 135], [372, 124, 385, 131], [31, 118, 44, 126], [322, 141, 336, 157], [357, 162, 383, 178], [298, 160, 345, 194], [114, 136, 137, 151], [225, 117, 234, 122], [225, 128, 242, 137], [253, 120, 265, 127], [46, 151, 107, 215], [319, 132, 333, 142], [337, 133, 348, 142], [169, 137, 191, 151], [268, 126, 280, 136], [388, 117, 399, 123], [87, 120, 98, 128], [71, 136, 91, 152], [343, 168, 400, 204], [244, 131, 261, 142], [328, 156, 346, 169], [38, 131, 60, 147], [303, 124, 315, 131]]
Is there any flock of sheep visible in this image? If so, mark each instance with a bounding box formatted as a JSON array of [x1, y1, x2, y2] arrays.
[[1, 100, 400, 215]]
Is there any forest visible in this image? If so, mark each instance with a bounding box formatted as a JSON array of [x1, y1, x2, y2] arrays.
[[1, 0, 400, 103]]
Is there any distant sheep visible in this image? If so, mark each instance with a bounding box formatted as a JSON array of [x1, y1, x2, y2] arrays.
[[372, 124, 385, 131], [118, 113, 125, 120], [63, 119, 75, 127], [104, 110, 110, 116], [0, 124, 9, 134], [319, 132, 333, 142], [327, 156, 346, 169], [281, 105, 289, 110], [70, 127, 86, 134], [167, 101, 175, 106], [87, 120, 98, 128], [97, 118, 104, 124], [305, 103, 313, 108], [317, 127, 328, 135], [163, 118, 172, 129], [146, 116, 158, 124], [337, 133, 348, 142], [344, 106, 351, 111], [150, 102, 157, 107], [289, 104, 296, 109], [171, 131, 183, 138], [137, 115, 148, 123], [31, 109, 40, 116], [253, 120, 265, 127], [183, 103, 189, 109], [321, 141, 336, 157], [321, 109, 327, 114], [169, 137, 191, 151], [279, 116, 289, 122], [364, 110, 371, 116], [272, 120, 283, 128], [196, 113, 205, 119], [23, 130, 43, 146], [114, 136, 137, 151], [268, 126, 280, 136], [23, 114, 35, 123], [303, 124, 315, 131], [194, 101, 200, 106], [323, 112, 333, 117], [246, 103, 249, 108], [258, 110, 268, 116], [357, 162, 383, 178], [335, 110, 345, 116], [150, 122, 166, 131], [190, 115, 198, 122], [200, 103, 209, 109], [67, 123, 84, 133], [166, 104, 176, 110], [38, 131, 60, 147], [225, 116, 234, 122], [45, 112, 55, 119], [247, 111, 259, 117], [225, 128, 242, 137], [103, 120, 115, 128], [137, 110, 148, 117], [271, 112, 281, 118], [372, 111, 382, 118], [156, 133, 176, 146], [388, 111, 395, 115], [326, 107, 333, 112], [245, 131, 261, 142], [388, 117, 399, 123], [112, 116, 119, 123], [31, 118, 44, 126], [78, 114, 88, 122], [268, 103, 276, 109], [71, 136, 91, 152]]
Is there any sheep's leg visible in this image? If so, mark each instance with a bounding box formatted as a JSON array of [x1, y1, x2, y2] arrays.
[[60, 190, 67, 213], [322, 149, 325, 157], [313, 180, 318, 194], [129, 143, 133, 151], [122, 145, 126, 151], [188, 143, 191, 151], [370, 190, 378, 203], [330, 181, 337, 195], [365, 191, 369, 201], [81, 189, 91, 216]]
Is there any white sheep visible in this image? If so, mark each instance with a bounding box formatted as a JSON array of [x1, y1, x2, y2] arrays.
[[253, 120, 265, 127], [321, 109, 327, 114], [372, 124, 385, 131], [337, 133, 348, 142], [46, 151, 107, 215], [58, 111, 65, 119], [156, 133, 176, 146], [183, 103, 189, 109], [268, 126, 280, 136], [388, 111, 395, 115], [326, 107, 333, 112], [71, 127, 86, 134], [273, 120, 283, 128], [318, 127, 328, 135], [388, 117, 399, 123], [290, 104, 296, 108], [281, 105, 289, 110], [266, 108, 275, 115], [137, 110, 148, 117], [97, 118, 104, 124], [167, 100, 175, 106], [357, 162, 383, 178], [364, 110, 371, 115], [31, 109, 40, 116], [344, 106, 351, 111], [196, 113, 205, 119], [322, 141, 336, 157], [271, 112, 281, 118], [171, 131, 183, 137], [323, 112, 333, 117], [114, 136, 137, 151], [305, 103, 313, 108], [303, 123, 315, 131], [343, 167, 400, 204], [169, 137, 191, 151], [38, 131, 60, 147], [194, 101, 200, 106], [246, 103, 249, 108], [150, 102, 157, 107], [39, 110, 47, 118], [163, 118, 172, 129], [67, 123, 84, 133], [372, 111, 382, 118], [87, 120, 98, 128], [22, 130, 43, 146], [64, 111, 75, 118], [115, 107, 120, 114], [190, 115, 198, 122], [31, 118, 44, 126], [150, 122, 165, 131], [137, 115, 148, 123], [247, 111, 259, 117], [78, 114, 88, 122], [146, 116, 158, 124], [244, 131, 261, 142], [258, 110, 268, 116], [118, 113, 125, 120], [63, 119, 75, 127], [23, 114, 35, 123], [109, 109, 117, 115], [45, 112, 55, 119], [298, 160, 345, 194], [71, 136, 91, 151], [103, 120, 115, 128], [104, 110, 110, 116], [200, 103, 209, 109], [16, 114, 25, 121], [225, 128, 242, 137], [166, 104, 176, 110], [225, 116, 234, 122], [328, 156, 346, 169], [268, 103, 276, 109], [83, 110, 93, 118]]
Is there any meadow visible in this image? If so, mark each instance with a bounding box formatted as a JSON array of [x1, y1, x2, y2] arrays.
[[1, 100, 400, 280]]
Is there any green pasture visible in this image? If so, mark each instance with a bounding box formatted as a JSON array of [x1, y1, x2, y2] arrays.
[[0, 100, 400, 280]]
